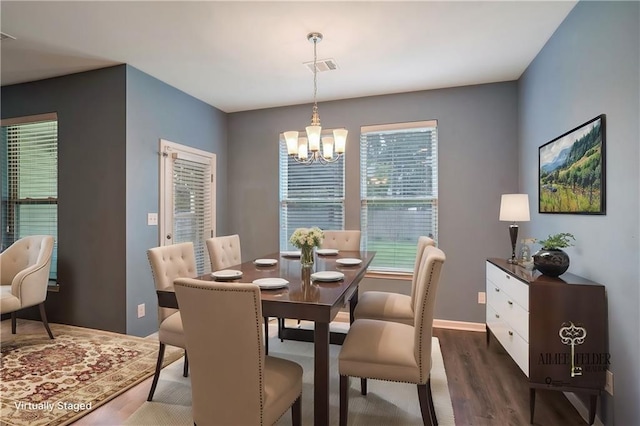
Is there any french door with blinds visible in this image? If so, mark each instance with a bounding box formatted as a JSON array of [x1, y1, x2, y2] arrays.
[[360, 120, 438, 273], [160, 139, 216, 275], [279, 132, 345, 250]]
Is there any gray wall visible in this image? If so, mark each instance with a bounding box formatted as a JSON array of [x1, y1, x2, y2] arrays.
[[228, 82, 519, 323], [125, 66, 228, 336], [1, 65, 228, 337], [1, 66, 128, 332], [518, 1, 640, 424]]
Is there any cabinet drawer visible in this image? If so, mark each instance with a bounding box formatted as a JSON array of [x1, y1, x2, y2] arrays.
[[486, 263, 529, 310], [487, 305, 529, 377], [487, 280, 529, 341]]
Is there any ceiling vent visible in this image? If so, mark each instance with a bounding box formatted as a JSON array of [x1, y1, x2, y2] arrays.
[[0, 32, 17, 41], [304, 58, 339, 73]]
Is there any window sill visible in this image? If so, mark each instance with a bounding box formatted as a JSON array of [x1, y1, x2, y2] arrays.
[[364, 271, 412, 281]]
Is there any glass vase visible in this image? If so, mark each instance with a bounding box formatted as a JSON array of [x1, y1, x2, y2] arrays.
[[300, 245, 314, 268]]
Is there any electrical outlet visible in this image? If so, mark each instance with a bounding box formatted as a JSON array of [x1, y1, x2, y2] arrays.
[[137, 303, 145, 318], [605, 370, 614, 395], [147, 213, 158, 226], [478, 291, 486, 304]]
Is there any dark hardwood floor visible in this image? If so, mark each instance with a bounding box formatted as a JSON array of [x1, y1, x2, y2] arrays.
[[2, 319, 589, 425], [433, 327, 588, 426]]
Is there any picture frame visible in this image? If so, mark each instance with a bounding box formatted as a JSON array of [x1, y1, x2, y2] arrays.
[[539, 114, 606, 214]]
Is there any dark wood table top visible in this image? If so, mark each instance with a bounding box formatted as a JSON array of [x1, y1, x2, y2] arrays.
[[159, 251, 375, 322]]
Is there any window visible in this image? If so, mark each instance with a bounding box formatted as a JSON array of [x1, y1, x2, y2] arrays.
[[279, 133, 345, 250], [360, 121, 438, 272], [1, 113, 58, 280]]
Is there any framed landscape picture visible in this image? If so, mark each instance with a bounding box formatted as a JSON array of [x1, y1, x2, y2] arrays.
[[539, 114, 606, 214]]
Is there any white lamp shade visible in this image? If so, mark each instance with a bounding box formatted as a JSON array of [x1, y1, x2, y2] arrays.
[[499, 194, 530, 222], [306, 125, 322, 152], [321, 136, 334, 159], [284, 131, 299, 155], [333, 128, 347, 153], [298, 137, 308, 160]]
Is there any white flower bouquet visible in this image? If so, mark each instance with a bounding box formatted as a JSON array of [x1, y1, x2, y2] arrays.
[[290, 227, 324, 267]]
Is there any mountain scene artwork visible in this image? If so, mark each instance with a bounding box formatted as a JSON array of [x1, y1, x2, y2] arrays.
[[539, 115, 605, 214]]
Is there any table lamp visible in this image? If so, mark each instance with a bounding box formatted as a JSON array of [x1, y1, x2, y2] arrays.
[[499, 194, 530, 264]]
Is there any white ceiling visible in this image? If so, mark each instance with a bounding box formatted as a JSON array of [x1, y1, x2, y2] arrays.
[[1, 1, 576, 113]]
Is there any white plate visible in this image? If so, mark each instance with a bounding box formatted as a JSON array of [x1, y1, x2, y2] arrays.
[[254, 258, 278, 266], [211, 269, 243, 280], [311, 271, 345, 282], [336, 258, 362, 266], [252, 278, 289, 290], [281, 251, 301, 257], [316, 248, 339, 256]]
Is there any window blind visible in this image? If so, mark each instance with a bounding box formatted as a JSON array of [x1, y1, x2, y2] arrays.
[[1, 115, 58, 279], [172, 155, 213, 275], [360, 121, 438, 272], [279, 134, 345, 250]]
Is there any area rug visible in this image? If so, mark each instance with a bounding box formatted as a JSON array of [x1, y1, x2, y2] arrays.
[[0, 323, 183, 426], [124, 336, 456, 425]]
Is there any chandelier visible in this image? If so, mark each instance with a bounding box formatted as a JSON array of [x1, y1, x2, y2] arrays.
[[284, 32, 347, 164]]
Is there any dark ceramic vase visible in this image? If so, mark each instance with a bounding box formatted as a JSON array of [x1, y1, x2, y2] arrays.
[[533, 248, 570, 277]]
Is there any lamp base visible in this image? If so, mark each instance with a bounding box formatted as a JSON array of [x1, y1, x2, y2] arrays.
[[507, 223, 519, 265]]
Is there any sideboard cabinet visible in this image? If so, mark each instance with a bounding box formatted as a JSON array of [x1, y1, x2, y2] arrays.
[[485, 258, 607, 425]]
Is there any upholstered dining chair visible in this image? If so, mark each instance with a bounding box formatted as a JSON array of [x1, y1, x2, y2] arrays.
[[353, 236, 435, 326], [207, 234, 276, 354], [320, 230, 361, 251], [338, 245, 446, 426], [0, 235, 55, 339], [173, 278, 303, 426], [205, 234, 241, 270], [146, 242, 196, 401]]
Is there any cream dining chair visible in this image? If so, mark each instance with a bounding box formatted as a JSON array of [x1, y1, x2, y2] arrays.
[[0, 235, 55, 339], [146, 242, 195, 401], [339, 245, 446, 426], [174, 278, 303, 426], [206, 234, 275, 354], [205, 234, 242, 270], [320, 230, 361, 251], [353, 236, 435, 326]]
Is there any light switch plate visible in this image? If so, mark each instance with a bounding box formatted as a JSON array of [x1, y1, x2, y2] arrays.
[[478, 291, 486, 304], [147, 213, 158, 226]]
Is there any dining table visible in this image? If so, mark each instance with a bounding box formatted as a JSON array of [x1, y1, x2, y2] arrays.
[[156, 249, 375, 426]]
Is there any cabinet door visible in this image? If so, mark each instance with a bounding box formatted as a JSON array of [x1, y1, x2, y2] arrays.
[[529, 282, 607, 390]]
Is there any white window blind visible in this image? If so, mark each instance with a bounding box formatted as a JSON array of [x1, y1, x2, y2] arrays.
[[360, 120, 438, 272], [1, 114, 58, 280], [279, 134, 345, 250], [171, 154, 213, 275]]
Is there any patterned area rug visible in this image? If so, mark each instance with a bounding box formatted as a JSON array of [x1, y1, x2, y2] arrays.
[[124, 336, 456, 425], [0, 323, 182, 426]]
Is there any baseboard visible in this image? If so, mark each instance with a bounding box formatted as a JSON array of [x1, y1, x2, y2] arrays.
[[564, 392, 604, 426], [335, 312, 485, 332], [433, 319, 486, 332]]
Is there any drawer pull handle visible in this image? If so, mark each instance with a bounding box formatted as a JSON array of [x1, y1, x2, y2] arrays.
[[506, 275, 510, 279], [495, 313, 500, 318], [508, 331, 514, 336], [507, 300, 513, 306], [495, 288, 500, 292]]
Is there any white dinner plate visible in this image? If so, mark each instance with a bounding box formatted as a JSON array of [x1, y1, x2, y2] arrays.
[[211, 269, 243, 280], [254, 258, 278, 266], [316, 248, 339, 256], [336, 258, 362, 266], [281, 251, 302, 257], [311, 271, 345, 282], [252, 278, 289, 290]]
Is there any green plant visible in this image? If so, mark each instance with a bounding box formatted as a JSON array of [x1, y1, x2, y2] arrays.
[[537, 232, 576, 250]]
